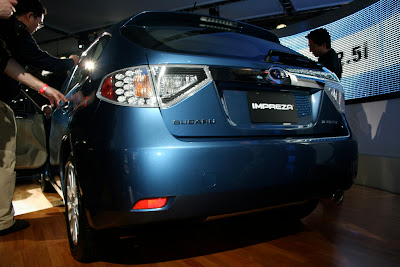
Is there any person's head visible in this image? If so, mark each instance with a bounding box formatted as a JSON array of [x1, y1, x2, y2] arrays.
[[41, 104, 52, 119], [306, 28, 331, 58], [14, 0, 46, 34]]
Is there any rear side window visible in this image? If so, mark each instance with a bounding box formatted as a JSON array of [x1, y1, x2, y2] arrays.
[[64, 33, 111, 95], [82, 33, 111, 62], [121, 12, 280, 61]]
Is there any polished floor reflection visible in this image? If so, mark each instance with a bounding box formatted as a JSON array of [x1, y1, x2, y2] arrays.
[[1, 180, 399, 266], [12, 180, 63, 216]]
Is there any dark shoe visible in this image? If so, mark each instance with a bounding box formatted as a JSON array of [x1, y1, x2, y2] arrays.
[[0, 220, 30, 236]]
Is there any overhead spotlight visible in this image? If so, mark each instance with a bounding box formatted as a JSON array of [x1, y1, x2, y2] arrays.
[[78, 32, 98, 50], [78, 33, 90, 50], [276, 24, 287, 29], [78, 39, 87, 50]]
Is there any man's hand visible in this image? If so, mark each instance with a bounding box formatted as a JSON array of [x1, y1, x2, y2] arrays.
[[4, 58, 67, 108], [0, 0, 17, 19], [42, 85, 68, 108]]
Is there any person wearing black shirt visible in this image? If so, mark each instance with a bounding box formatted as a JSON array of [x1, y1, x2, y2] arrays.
[[0, 0, 67, 236], [306, 28, 342, 79], [0, 0, 79, 103]]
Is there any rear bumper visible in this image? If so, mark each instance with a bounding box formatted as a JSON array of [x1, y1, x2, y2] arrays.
[[74, 135, 357, 230]]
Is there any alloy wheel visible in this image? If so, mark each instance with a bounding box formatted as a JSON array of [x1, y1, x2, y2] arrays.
[[66, 161, 79, 245]]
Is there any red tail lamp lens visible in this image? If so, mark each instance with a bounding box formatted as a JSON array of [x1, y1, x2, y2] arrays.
[[100, 76, 114, 100], [133, 197, 168, 210]]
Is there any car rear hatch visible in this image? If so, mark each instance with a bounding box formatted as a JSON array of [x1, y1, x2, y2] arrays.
[[118, 11, 348, 138]]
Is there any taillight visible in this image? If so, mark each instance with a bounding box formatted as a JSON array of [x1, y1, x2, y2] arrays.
[[97, 65, 212, 108], [97, 66, 158, 107], [151, 65, 212, 108], [100, 76, 114, 100], [132, 197, 168, 210], [324, 81, 345, 114]]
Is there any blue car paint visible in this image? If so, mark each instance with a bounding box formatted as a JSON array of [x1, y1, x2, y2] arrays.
[[50, 11, 357, 230], [57, 96, 356, 229]]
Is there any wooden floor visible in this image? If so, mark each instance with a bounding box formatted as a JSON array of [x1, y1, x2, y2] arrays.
[[1, 180, 400, 266]]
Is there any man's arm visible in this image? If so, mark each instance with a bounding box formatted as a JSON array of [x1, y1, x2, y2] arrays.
[[4, 58, 67, 108], [18, 31, 78, 73]]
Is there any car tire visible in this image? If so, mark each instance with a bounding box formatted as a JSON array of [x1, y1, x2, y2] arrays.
[[64, 153, 98, 262], [40, 173, 53, 193]]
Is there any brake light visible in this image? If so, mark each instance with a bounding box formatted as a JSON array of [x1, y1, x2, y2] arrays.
[[132, 197, 168, 210], [100, 76, 114, 100], [97, 66, 157, 107], [97, 65, 212, 108]]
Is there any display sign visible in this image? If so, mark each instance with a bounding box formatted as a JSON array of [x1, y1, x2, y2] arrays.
[[279, 0, 400, 101]]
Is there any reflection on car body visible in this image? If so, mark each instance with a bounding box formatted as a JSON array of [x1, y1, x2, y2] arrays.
[[47, 11, 358, 262]]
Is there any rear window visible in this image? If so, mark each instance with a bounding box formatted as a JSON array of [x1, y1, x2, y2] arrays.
[[121, 12, 281, 61]]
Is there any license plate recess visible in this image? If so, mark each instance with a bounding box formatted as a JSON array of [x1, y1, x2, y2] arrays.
[[247, 91, 298, 123]]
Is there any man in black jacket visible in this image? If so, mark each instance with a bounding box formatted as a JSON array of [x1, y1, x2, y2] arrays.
[[306, 28, 342, 80], [0, 0, 79, 103], [0, 0, 68, 237]]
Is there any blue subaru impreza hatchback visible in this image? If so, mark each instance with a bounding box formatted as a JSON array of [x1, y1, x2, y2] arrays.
[[48, 11, 357, 261]]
